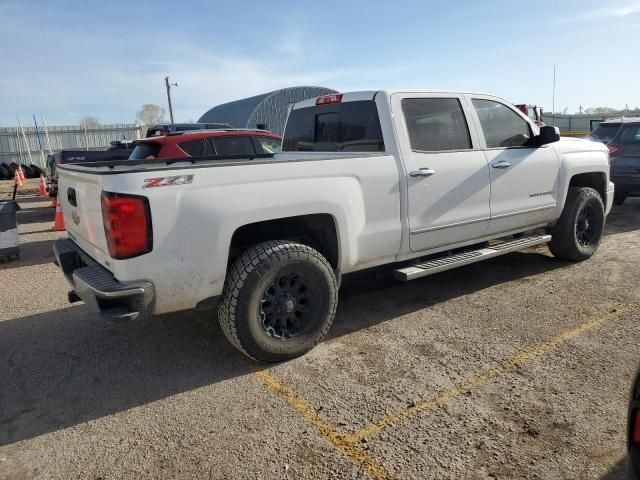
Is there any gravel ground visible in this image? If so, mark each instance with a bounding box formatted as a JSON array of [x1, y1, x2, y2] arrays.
[[0, 194, 638, 480]]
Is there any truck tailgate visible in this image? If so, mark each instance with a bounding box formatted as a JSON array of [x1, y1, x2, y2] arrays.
[[57, 167, 111, 267]]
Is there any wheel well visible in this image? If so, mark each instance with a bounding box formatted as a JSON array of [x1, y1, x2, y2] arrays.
[[569, 172, 607, 202], [228, 214, 340, 270]]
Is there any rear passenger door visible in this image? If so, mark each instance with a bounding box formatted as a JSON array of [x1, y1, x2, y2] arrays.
[[468, 96, 560, 234], [392, 93, 491, 252]]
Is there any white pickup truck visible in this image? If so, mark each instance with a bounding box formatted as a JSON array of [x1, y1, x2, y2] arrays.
[[54, 90, 614, 362]]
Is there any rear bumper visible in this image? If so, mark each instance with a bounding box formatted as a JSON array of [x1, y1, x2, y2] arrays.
[[53, 238, 154, 321]]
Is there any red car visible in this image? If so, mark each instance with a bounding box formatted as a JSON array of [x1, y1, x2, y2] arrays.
[[129, 129, 282, 160]]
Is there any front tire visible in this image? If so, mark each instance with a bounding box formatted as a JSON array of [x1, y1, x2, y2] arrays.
[[548, 187, 605, 261], [219, 240, 338, 362]]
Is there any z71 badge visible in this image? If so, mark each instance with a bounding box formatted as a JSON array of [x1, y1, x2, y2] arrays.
[[142, 175, 194, 189]]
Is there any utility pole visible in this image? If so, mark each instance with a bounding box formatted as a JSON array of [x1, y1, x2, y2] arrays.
[[552, 65, 556, 117], [165, 76, 177, 123]]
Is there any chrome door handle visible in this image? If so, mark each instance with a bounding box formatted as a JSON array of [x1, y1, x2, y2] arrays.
[[491, 161, 511, 169], [409, 168, 436, 177]]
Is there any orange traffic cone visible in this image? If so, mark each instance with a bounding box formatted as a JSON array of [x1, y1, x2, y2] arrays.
[[14, 169, 23, 188], [38, 174, 47, 196], [53, 202, 65, 231], [18, 165, 25, 181]]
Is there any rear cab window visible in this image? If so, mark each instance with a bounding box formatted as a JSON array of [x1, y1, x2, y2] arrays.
[[129, 142, 161, 160], [283, 100, 385, 152]]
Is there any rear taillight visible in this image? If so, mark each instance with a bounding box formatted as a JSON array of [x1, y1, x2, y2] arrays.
[[101, 191, 152, 259], [607, 144, 620, 157], [633, 409, 640, 444], [316, 93, 343, 105]]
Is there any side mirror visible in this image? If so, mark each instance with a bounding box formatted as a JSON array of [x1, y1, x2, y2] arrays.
[[537, 125, 561, 146]]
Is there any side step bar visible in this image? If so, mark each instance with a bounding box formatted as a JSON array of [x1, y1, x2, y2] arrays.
[[394, 234, 551, 282]]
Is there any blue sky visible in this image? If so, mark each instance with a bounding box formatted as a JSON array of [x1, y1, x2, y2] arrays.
[[1, 0, 639, 126]]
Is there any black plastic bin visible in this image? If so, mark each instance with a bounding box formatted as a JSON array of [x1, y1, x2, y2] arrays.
[[0, 200, 20, 260]]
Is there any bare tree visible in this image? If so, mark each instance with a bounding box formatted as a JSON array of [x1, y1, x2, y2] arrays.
[[584, 107, 618, 115], [136, 104, 167, 125], [79, 116, 100, 128]]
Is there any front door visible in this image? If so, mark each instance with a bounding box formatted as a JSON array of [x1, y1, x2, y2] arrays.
[[392, 94, 491, 252], [468, 96, 560, 234]]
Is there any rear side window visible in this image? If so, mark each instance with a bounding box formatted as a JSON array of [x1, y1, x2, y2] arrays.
[[129, 143, 161, 160], [212, 136, 256, 156], [283, 100, 385, 152], [472, 99, 532, 148], [256, 136, 282, 154], [591, 124, 621, 143], [618, 125, 640, 145], [178, 139, 204, 157], [402, 98, 472, 151]]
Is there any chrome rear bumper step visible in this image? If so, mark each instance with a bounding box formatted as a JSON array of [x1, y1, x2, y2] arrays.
[[394, 234, 551, 281]]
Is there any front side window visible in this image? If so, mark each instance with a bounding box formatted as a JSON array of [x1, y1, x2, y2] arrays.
[[402, 98, 472, 151], [472, 99, 532, 148], [256, 136, 282, 154]]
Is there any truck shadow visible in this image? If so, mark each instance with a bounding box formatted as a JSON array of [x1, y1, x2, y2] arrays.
[[604, 198, 640, 237], [329, 249, 570, 340], [0, 306, 247, 446], [0, 249, 571, 447]]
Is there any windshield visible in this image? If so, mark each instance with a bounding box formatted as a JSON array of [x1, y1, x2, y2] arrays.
[[129, 143, 161, 160], [591, 124, 621, 143]]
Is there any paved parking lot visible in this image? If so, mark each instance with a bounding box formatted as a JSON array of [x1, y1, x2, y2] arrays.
[[1, 194, 639, 480]]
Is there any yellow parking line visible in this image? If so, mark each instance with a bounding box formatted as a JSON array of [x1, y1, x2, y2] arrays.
[[254, 369, 395, 480], [346, 305, 629, 444]]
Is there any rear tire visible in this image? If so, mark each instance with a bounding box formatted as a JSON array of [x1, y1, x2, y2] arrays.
[[613, 191, 627, 206], [548, 187, 605, 261], [218, 240, 338, 362]]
